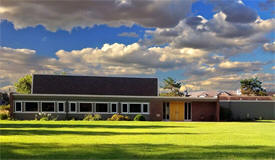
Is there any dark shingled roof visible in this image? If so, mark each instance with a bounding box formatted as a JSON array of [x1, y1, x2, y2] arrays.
[[32, 74, 158, 96]]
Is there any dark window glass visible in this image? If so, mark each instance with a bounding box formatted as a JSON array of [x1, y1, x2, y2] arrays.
[[184, 103, 188, 119], [143, 104, 148, 113], [70, 103, 76, 112], [112, 104, 117, 112], [167, 103, 169, 120], [122, 104, 127, 112], [163, 102, 165, 119], [15, 102, 22, 112], [58, 103, 64, 112], [42, 102, 55, 112], [80, 103, 92, 112], [188, 103, 191, 120], [96, 103, 108, 112], [129, 104, 141, 113], [25, 102, 38, 112]]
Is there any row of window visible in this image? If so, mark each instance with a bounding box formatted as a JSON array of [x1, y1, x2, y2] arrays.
[[14, 101, 150, 114]]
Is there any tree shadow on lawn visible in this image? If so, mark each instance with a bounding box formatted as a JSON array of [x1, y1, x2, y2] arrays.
[[0, 129, 202, 136], [237, 120, 275, 123], [0, 143, 274, 159], [0, 123, 192, 129]]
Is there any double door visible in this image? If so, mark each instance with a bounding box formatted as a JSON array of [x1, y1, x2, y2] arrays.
[[169, 101, 192, 121]]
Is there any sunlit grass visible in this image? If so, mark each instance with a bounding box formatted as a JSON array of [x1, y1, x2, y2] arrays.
[[1, 120, 275, 159]]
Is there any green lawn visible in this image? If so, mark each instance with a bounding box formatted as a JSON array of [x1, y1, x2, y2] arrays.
[[0, 120, 275, 159]]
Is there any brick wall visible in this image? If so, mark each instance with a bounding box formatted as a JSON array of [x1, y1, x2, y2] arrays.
[[149, 100, 163, 121], [192, 102, 217, 121]]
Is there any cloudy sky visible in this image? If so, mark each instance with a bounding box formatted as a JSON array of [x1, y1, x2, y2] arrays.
[[0, 0, 274, 92]]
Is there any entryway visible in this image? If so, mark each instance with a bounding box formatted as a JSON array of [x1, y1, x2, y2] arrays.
[[170, 101, 184, 121], [163, 101, 192, 121]]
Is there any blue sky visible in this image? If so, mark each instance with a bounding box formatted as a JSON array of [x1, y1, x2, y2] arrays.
[[0, 0, 274, 92]]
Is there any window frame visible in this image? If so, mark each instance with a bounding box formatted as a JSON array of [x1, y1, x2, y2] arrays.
[[41, 101, 55, 113], [121, 103, 128, 114], [110, 102, 118, 113], [121, 102, 150, 114], [142, 103, 149, 114], [24, 101, 39, 113], [95, 102, 110, 114], [14, 101, 22, 113], [129, 103, 142, 113], [69, 102, 77, 113], [57, 101, 65, 113], [79, 102, 93, 113]]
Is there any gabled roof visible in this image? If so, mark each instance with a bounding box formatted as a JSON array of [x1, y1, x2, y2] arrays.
[[32, 74, 158, 96], [189, 90, 236, 97]]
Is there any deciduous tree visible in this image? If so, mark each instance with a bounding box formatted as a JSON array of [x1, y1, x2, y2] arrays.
[[14, 74, 32, 94], [240, 77, 267, 96]]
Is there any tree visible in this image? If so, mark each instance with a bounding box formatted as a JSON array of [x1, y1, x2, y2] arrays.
[[162, 77, 185, 96], [240, 77, 267, 96], [0, 92, 9, 105], [14, 74, 32, 94]]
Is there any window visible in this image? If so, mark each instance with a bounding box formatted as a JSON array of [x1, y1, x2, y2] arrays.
[[25, 102, 38, 112], [122, 103, 149, 114], [184, 103, 188, 119], [42, 102, 55, 112], [95, 103, 108, 113], [15, 102, 22, 112], [163, 102, 169, 120], [80, 103, 92, 112], [188, 103, 191, 120], [57, 102, 65, 112], [122, 103, 128, 113], [143, 104, 149, 113], [111, 103, 117, 113], [70, 102, 77, 112], [129, 104, 142, 113], [184, 102, 192, 121]]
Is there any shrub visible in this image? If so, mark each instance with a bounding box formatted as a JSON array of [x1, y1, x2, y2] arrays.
[[254, 116, 264, 121], [0, 110, 9, 120], [134, 114, 146, 121], [83, 114, 101, 121], [0, 105, 10, 111], [0, 112, 8, 120], [93, 114, 101, 120], [245, 113, 252, 121], [83, 114, 93, 121], [35, 112, 58, 121], [39, 117, 49, 121], [108, 114, 130, 121]]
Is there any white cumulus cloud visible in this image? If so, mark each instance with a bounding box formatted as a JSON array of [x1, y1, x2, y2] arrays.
[[263, 41, 275, 53]]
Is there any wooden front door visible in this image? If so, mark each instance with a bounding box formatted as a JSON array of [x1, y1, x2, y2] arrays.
[[169, 101, 184, 121]]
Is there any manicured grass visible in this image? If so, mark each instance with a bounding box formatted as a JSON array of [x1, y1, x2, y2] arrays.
[[0, 120, 275, 159]]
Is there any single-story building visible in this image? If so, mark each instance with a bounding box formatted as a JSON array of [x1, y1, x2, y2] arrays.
[[10, 74, 220, 121], [219, 96, 275, 120]]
